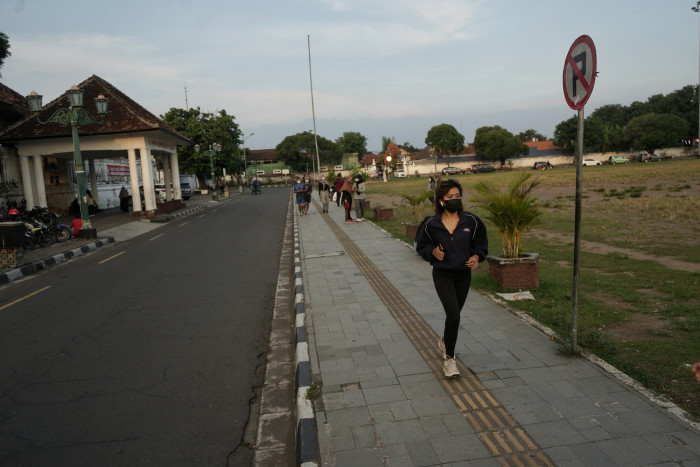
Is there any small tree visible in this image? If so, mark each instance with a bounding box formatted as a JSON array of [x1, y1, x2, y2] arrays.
[[425, 124, 464, 167], [400, 191, 433, 222], [471, 172, 541, 259], [474, 126, 528, 167]]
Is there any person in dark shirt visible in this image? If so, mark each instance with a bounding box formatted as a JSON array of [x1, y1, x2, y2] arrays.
[[415, 179, 488, 378], [333, 173, 344, 206]]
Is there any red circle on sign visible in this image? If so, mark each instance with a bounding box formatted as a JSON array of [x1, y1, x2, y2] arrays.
[[563, 35, 597, 110]]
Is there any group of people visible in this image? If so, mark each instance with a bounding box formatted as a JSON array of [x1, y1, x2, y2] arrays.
[[295, 172, 366, 223], [331, 172, 366, 223], [293, 175, 314, 215]]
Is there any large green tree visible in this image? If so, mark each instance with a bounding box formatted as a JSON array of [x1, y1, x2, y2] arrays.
[[161, 107, 242, 185], [336, 131, 368, 158], [275, 132, 339, 173], [553, 116, 608, 155], [474, 126, 528, 167], [424, 123, 464, 167], [623, 113, 689, 153], [553, 84, 698, 149], [0, 32, 10, 78]]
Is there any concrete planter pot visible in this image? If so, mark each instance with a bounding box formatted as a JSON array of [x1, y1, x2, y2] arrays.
[[405, 222, 420, 240], [486, 253, 540, 290], [373, 207, 394, 221]]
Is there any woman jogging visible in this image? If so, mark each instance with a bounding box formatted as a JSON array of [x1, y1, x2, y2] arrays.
[[415, 179, 488, 377]]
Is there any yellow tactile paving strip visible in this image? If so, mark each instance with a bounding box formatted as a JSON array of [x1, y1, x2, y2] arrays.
[[317, 209, 554, 466]]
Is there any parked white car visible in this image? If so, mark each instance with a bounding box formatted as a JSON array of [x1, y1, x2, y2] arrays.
[[582, 158, 601, 166], [394, 169, 407, 178]]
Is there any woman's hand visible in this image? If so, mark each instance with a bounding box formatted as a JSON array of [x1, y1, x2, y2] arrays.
[[467, 255, 479, 269], [432, 245, 444, 260]]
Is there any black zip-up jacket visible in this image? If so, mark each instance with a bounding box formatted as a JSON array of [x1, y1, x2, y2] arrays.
[[415, 211, 488, 270]]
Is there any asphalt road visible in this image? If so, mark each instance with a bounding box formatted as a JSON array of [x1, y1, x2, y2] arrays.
[[0, 187, 291, 465]]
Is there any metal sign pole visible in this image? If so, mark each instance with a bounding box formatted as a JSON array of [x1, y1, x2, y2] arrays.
[[563, 34, 596, 353], [571, 107, 584, 352]]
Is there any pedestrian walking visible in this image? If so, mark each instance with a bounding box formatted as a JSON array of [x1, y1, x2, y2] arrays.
[[318, 176, 330, 213], [334, 173, 344, 207], [428, 176, 436, 205], [304, 176, 313, 214], [352, 174, 366, 221], [414, 179, 488, 378], [340, 175, 354, 222], [119, 186, 130, 212], [293, 177, 307, 215]]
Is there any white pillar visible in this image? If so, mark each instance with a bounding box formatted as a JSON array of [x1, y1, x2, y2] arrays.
[[170, 152, 182, 200], [128, 148, 142, 212], [162, 156, 172, 201], [88, 159, 99, 205], [32, 155, 48, 208], [19, 155, 35, 208], [140, 147, 156, 211]]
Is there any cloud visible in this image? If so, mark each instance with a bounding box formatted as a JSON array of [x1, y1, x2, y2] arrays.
[[6, 34, 188, 98]]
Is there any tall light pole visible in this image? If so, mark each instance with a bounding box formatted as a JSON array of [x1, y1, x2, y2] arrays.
[[26, 86, 108, 238], [383, 155, 392, 182], [693, 2, 700, 154], [239, 132, 253, 193], [195, 143, 221, 200]]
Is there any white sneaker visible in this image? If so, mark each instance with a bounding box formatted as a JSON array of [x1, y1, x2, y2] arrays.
[[443, 356, 459, 378], [438, 337, 446, 359]]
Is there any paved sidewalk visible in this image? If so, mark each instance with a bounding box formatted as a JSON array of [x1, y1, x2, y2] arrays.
[[296, 200, 700, 466]]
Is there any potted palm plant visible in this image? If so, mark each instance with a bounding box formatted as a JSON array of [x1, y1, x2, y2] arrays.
[[471, 171, 542, 290], [400, 191, 433, 240]]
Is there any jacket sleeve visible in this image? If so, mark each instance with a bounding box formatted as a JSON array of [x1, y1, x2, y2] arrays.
[[471, 215, 489, 262], [414, 217, 436, 262]]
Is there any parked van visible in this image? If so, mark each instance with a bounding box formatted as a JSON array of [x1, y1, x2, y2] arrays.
[[608, 155, 629, 164], [334, 165, 344, 171], [256, 170, 265, 175], [272, 169, 282, 174]]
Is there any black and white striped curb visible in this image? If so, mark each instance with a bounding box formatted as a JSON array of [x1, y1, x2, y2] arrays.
[[293, 212, 319, 467], [0, 237, 115, 285]]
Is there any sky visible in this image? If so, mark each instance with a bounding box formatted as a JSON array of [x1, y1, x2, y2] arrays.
[[0, 0, 697, 152]]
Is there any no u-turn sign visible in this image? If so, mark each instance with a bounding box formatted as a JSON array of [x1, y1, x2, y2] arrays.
[[563, 35, 597, 110]]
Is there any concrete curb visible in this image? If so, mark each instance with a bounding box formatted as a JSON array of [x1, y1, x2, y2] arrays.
[[149, 203, 208, 223], [292, 211, 319, 467], [0, 237, 115, 286]]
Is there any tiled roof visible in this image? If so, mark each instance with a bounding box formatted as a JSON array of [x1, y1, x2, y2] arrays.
[[524, 140, 558, 151], [0, 75, 190, 144], [0, 82, 31, 116]]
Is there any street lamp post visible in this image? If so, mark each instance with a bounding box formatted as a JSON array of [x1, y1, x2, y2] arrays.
[[195, 143, 221, 200], [239, 132, 253, 193], [26, 86, 108, 239], [383, 155, 392, 182], [693, 2, 700, 154]]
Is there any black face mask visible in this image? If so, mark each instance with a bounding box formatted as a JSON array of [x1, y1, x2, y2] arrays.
[[443, 199, 462, 213]]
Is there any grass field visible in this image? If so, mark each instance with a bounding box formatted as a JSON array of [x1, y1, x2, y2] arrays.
[[363, 158, 700, 417]]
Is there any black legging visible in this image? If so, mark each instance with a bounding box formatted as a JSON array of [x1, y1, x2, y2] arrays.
[[432, 268, 471, 358]]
